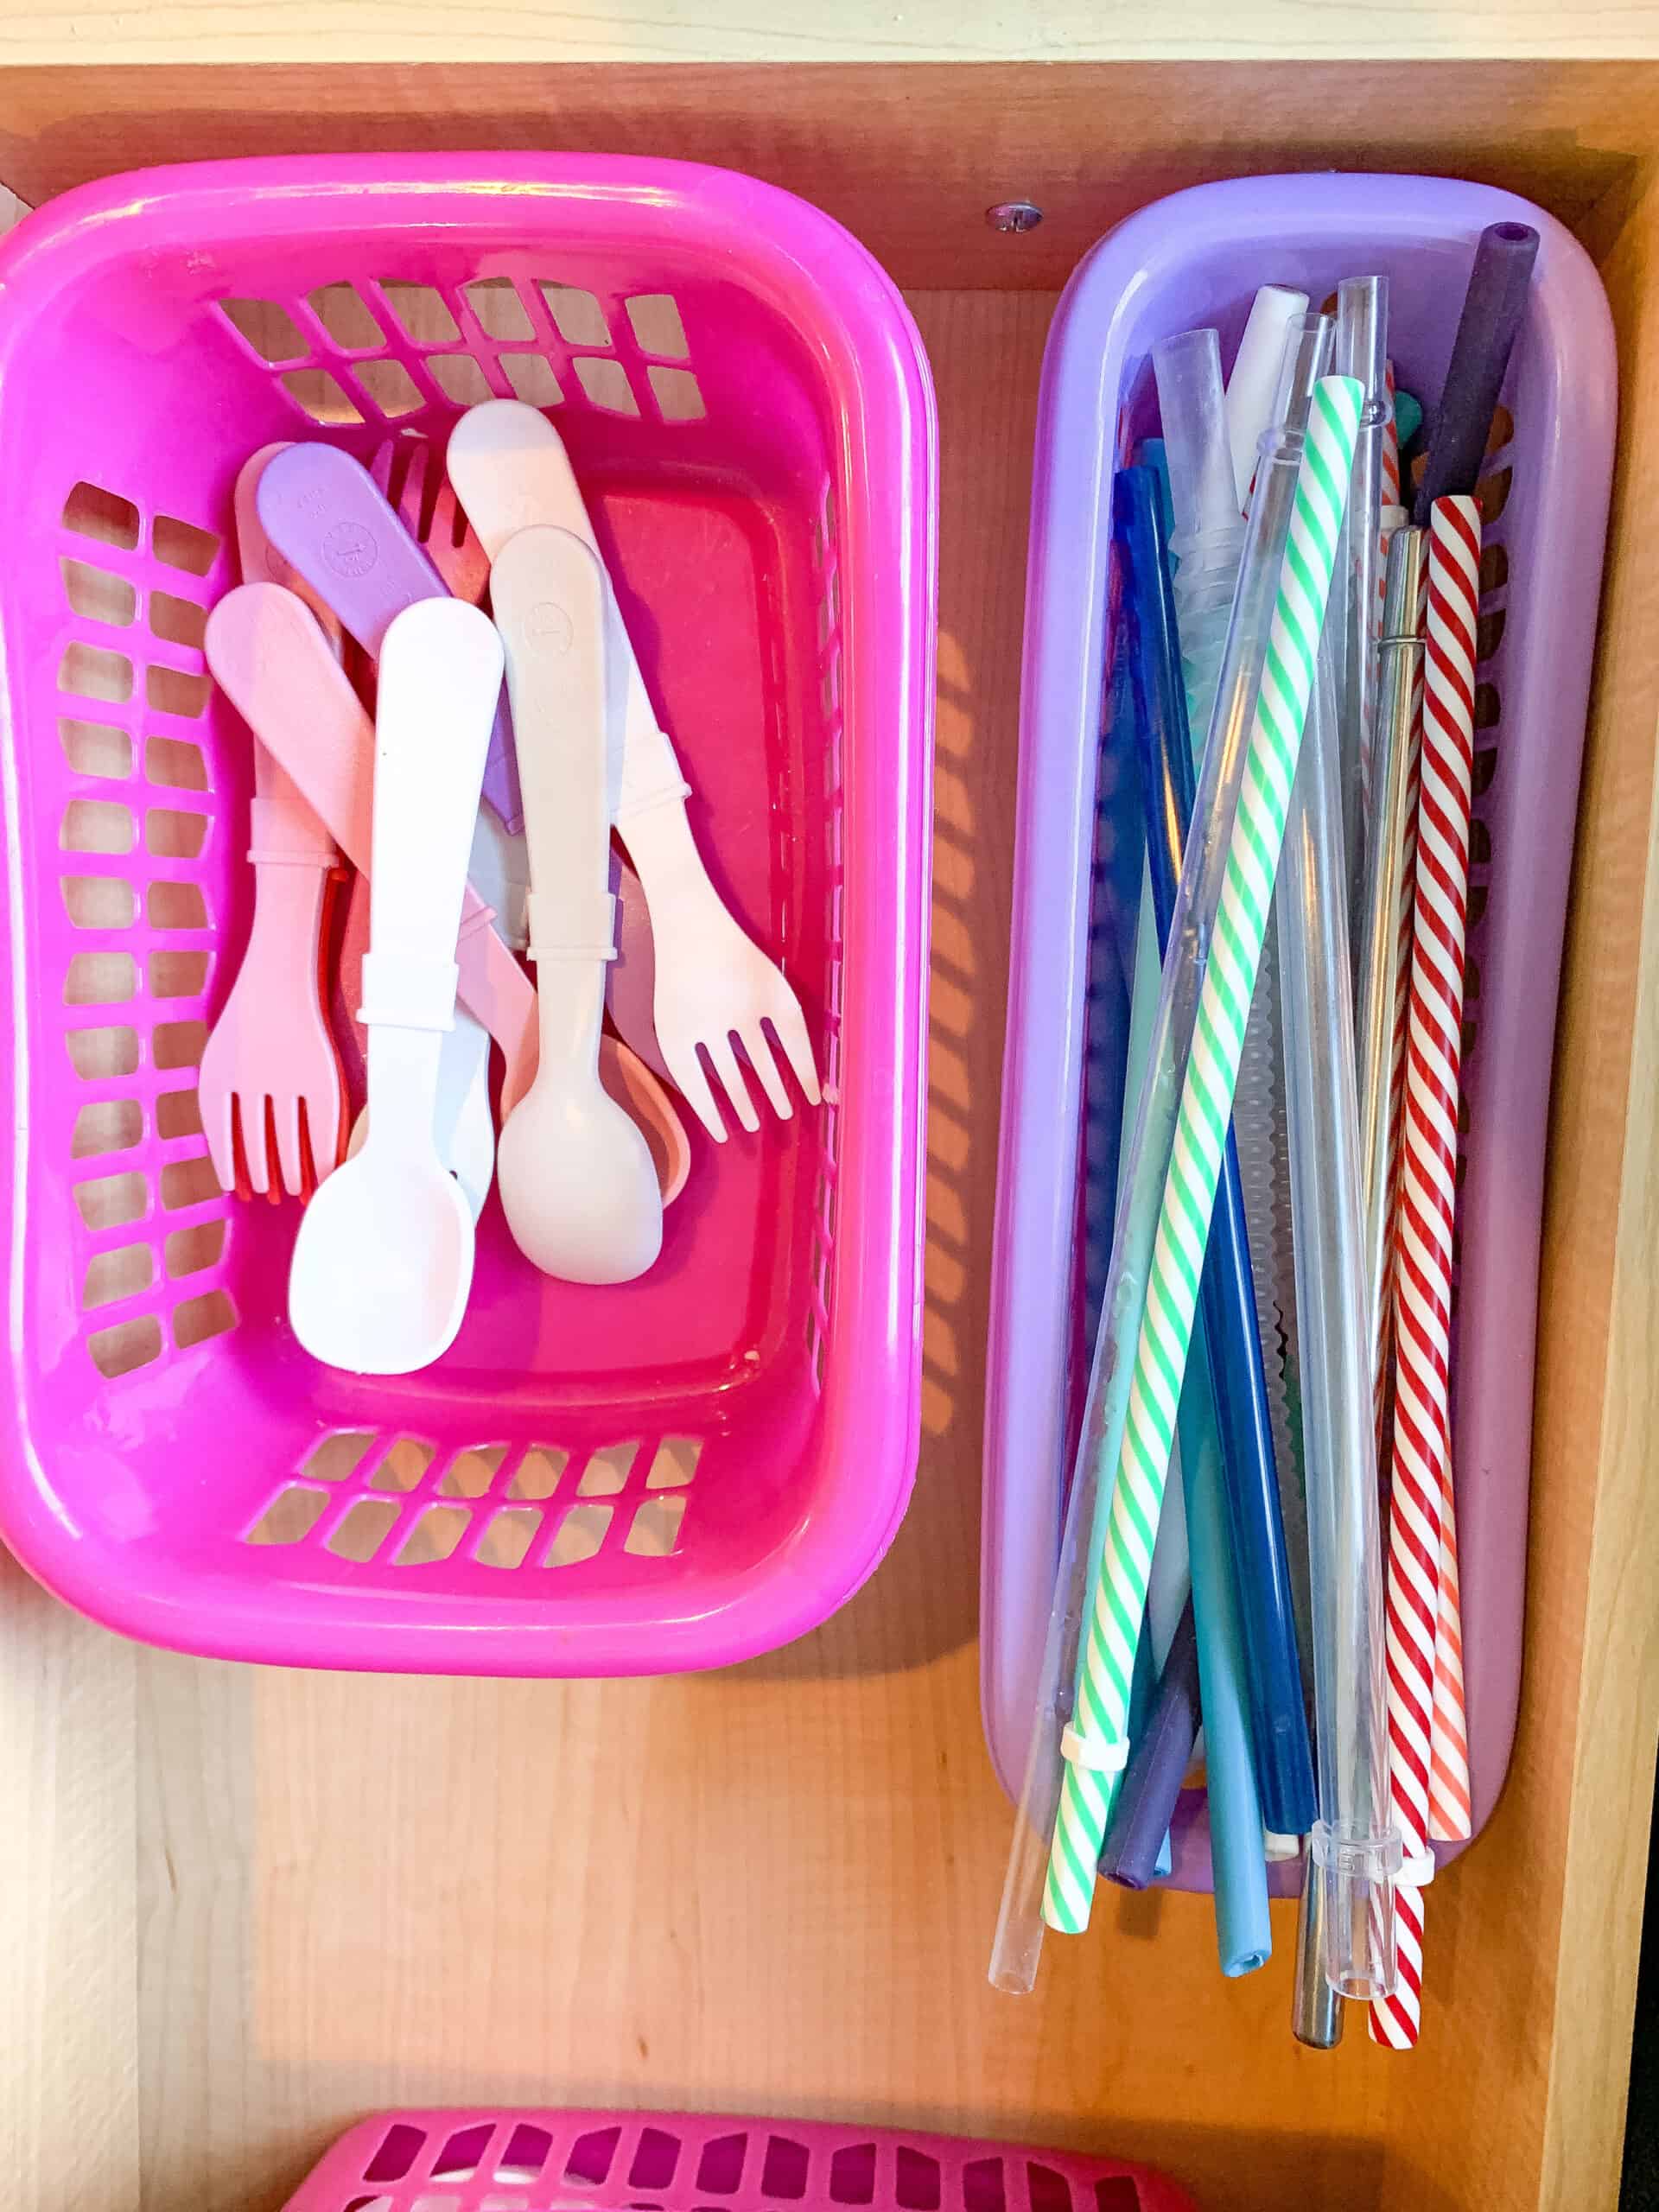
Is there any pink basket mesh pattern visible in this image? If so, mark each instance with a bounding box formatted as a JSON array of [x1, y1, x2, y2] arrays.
[[0, 155, 933, 1677], [283, 2110, 1197, 2212]]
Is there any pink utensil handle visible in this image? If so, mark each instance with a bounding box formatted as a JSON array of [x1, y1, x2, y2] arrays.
[[257, 440, 519, 823], [206, 583, 530, 1077], [203, 583, 690, 1201]]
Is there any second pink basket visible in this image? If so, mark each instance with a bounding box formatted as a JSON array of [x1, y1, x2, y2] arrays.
[[282, 2108, 1196, 2212]]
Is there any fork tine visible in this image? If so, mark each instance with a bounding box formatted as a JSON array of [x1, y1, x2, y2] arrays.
[[770, 993, 822, 1107], [669, 1043, 728, 1145], [741, 1021, 793, 1121], [270, 1094, 306, 1200], [707, 1033, 760, 1135], [239, 1092, 273, 1198], [368, 438, 396, 496]]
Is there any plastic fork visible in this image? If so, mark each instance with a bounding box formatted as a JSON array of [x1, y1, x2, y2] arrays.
[[365, 432, 520, 830], [203, 581, 693, 1211], [447, 400, 822, 1141], [372, 430, 671, 1071], [197, 444, 346, 1201]]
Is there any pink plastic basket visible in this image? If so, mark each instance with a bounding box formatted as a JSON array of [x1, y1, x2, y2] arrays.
[[281, 2109, 1197, 2212], [0, 155, 936, 1675]]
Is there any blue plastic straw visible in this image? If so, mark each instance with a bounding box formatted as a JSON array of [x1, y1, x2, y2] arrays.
[[1116, 458, 1313, 1843]]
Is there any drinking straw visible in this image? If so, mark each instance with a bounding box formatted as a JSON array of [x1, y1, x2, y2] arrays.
[[1398, 496, 1481, 1848], [1354, 525, 1428, 1392], [1276, 531, 1401, 2009], [1335, 276, 1390, 938], [1101, 1599, 1201, 1889], [1118, 451, 1309, 1834], [1181, 1339, 1274, 1974], [1154, 329, 1246, 741], [1040, 375, 1361, 1937], [1096, 461, 1284, 1942], [988, 341, 1354, 1995], [1224, 285, 1310, 512], [1413, 223, 1539, 524], [1224, 317, 1320, 1688], [1382, 362, 1401, 512]]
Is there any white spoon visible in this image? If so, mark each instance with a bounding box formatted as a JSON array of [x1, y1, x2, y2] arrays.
[[288, 599, 505, 1372], [345, 1003, 495, 1222], [492, 525, 663, 1285]]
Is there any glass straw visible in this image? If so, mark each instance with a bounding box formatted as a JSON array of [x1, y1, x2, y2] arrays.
[[1335, 276, 1390, 948], [1276, 536, 1402, 2008], [989, 317, 1341, 1994]]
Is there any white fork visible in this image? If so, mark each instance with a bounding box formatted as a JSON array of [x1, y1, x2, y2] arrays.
[[447, 400, 821, 1141]]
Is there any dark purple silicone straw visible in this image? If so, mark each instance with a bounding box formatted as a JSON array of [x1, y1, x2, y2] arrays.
[[1413, 221, 1540, 522], [1101, 1602, 1203, 1890]]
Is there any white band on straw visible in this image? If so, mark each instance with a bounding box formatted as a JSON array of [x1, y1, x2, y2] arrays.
[[1060, 1726, 1128, 1775], [1399, 1852, 1437, 1887]]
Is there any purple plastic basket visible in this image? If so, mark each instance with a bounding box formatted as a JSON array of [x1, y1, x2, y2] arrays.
[[982, 175, 1616, 1891]]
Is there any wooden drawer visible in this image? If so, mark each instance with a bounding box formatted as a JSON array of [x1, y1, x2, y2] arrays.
[[3, 55, 1657, 2212]]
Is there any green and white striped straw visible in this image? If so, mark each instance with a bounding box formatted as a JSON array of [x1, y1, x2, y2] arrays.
[[1044, 372, 1363, 1934]]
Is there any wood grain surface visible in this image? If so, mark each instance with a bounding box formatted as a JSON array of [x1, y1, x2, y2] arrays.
[[3, 0, 1659, 69], [3, 115, 1659, 2212], [0, 61, 1657, 288]]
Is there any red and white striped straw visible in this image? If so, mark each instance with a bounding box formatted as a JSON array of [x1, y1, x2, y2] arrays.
[[1414, 497, 1477, 1846], [1370, 494, 1482, 2044], [1382, 360, 1402, 506]]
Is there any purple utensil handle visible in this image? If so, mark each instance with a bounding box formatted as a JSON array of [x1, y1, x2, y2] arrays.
[[257, 441, 520, 822], [1414, 219, 1541, 523]]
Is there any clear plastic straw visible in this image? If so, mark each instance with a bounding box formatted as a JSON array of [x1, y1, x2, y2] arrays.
[[988, 312, 1336, 1995], [1353, 522, 1427, 1378], [1154, 327, 1247, 740], [1276, 555, 1401, 2004], [1335, 276, 1390, 947]]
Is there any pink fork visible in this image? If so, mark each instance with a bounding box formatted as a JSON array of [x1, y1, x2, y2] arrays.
[[197, 445, 346, 1199]]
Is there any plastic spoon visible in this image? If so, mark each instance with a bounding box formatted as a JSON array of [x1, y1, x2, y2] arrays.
[[448, 399, 820, 1140], [492, 525, 664, 1285], [288, 600, 503, 1374], [203, 582, 691, 1208], [367, 429, 662, 1067]]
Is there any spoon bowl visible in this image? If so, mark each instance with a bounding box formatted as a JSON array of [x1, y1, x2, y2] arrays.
[[499, 1067, 663, 1285], [289, 1146, 474, 1373]]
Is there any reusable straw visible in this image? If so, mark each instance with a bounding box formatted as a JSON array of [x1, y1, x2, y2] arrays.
[[1382, 362, 1401, 512], [1181, 1339, 1274, 1974], [1335, 276, 1390, 935], [1277, 536, 1401, 2010], [1414, 223, 1539, 523], [1224, 285, 1310, 512], [1154, 328, 1246, 741], [1118, 454, 1311, 1845], [1224, 317, 1318, 1684], [1040, 375, 1361, 1938], [1401, 496, 1480, 1847], [1101, 1599, 1201, 1889], [988, 353, 1357, 1993], [1354, 525, 1428, 1390]]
